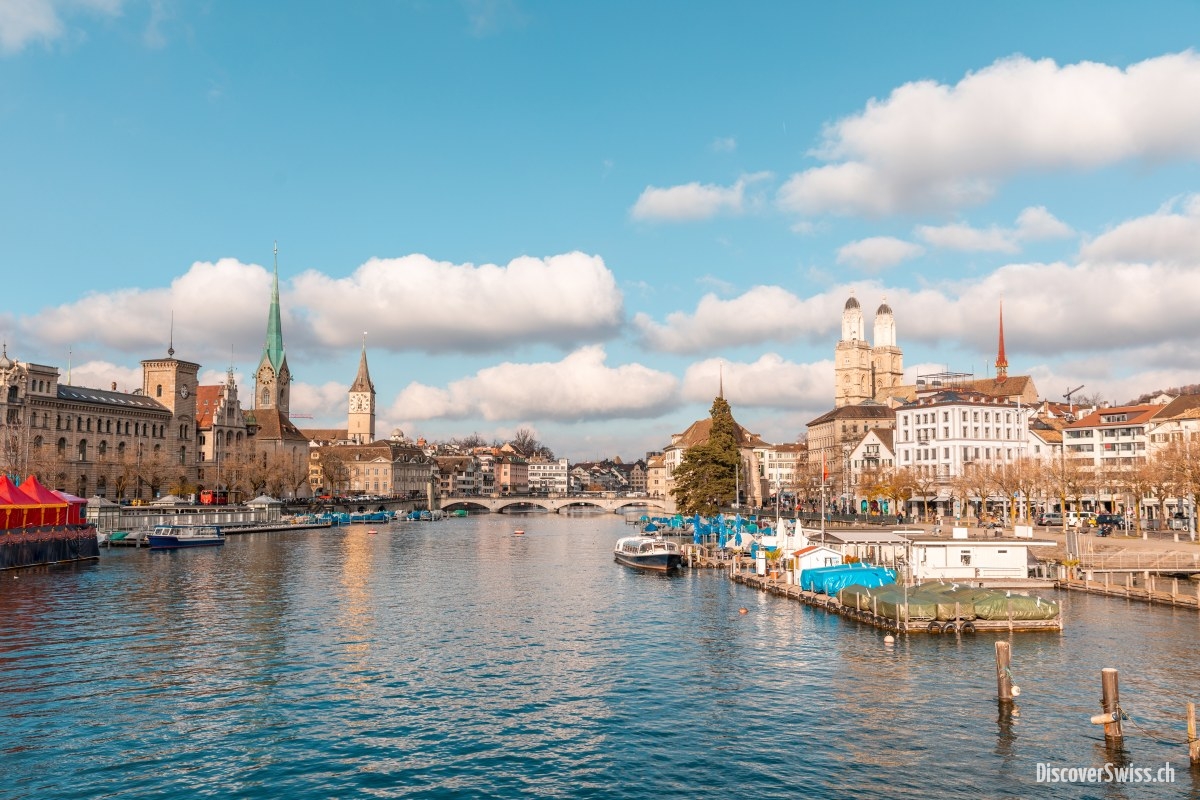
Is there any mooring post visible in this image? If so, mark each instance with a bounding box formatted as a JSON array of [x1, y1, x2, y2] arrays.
[[995, 641, 1013, 702], [1188, 701, 1199, 767], [1100, 668, 1123, 742]]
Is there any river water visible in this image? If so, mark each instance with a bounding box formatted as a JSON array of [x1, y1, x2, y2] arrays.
[[1, 513, 1198, 799]]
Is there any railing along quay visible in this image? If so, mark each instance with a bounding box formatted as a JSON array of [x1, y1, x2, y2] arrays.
[[1075, 552, 1200, 573], [1057, 572, 1200, 610]]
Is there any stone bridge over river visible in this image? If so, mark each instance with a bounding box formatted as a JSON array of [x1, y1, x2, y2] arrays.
[[436, 494, 676, 515]]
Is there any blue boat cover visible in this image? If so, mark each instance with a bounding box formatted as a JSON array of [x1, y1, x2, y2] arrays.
[[801, 563, 896, 595]]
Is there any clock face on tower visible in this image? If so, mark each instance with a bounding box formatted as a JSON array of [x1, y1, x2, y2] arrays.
[[179, 385, 190, 399], [350, 395, 367, 413]]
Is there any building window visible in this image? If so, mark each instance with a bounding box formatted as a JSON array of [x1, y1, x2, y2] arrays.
[[156, 384, 163, 398]]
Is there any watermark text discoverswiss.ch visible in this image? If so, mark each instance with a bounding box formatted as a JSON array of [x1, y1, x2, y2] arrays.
[[1036, 762, 1175, 784]]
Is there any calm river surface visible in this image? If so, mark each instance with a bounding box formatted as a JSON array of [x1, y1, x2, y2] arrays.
[[2, 514, 1199, 799]]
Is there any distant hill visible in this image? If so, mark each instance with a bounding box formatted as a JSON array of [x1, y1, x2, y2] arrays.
[[1129, 384, 1200, 404]]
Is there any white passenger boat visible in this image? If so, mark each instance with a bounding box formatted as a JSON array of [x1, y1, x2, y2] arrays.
[[613, 535, 682, 573], [147, 525, 226, 550]]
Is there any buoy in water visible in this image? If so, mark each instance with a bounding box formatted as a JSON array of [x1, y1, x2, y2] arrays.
[[884, 634, 895, 645], [513, 529, 525, 536], [368, 530, 378, 535], [738, 607, 748, 614]]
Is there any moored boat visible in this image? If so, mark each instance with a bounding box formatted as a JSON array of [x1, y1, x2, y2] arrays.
[[147, 525, 225, 549], [613, 535, 682, 573]]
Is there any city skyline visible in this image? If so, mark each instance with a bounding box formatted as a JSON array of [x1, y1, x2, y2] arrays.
[[3, 2, 1200, 461]]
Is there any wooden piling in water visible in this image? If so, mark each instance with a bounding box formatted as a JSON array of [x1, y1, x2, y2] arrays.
[[1188, 702, 1199, 767], [1101, 668, 1123, 742], [995, 641, 1013, 702]]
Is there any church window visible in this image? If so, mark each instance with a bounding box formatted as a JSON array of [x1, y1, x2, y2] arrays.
[[156, 385, 163, 398]]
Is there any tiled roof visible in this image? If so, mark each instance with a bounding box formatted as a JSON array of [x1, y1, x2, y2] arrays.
[[1066, 404, 1162, 429], [194, 385, 225, 428], [807, 402, 896, 427], [249, 408, 310, 443], [56, 385, 168, 413], [673, 417, 769, 449]]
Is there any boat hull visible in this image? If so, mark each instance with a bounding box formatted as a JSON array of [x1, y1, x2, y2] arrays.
[[148, 535, 225, 549], [613, 551, 682, 573]]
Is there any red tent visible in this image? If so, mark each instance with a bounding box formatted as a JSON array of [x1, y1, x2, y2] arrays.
[[0, 475, 36, 528], [0, 491, 14, 530], [13, 475, 68, 527], [52, 491, 88, 525]]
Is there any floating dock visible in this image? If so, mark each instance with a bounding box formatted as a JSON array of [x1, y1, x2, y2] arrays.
[[732, 571, 1063, 634]]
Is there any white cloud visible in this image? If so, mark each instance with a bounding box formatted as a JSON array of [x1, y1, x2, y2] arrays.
[[1080, 194, 1200, 265], [778, 52, 1200, 217], [62, 360, 142, 393], [1015, 206, 1074, 240], [711, 136, 737, 153], [916, 206, 1073, 253], [0, 0, 122, 54], [632, 285, 836, 354], [292, 251, 623, 353], [835, 236, 924, 271], [18, 258, 272, 364], [391, 346, 680, 422], [916, 222, 1019, 253], [630, 172, 771, 222], [682, 355, 833, 408]]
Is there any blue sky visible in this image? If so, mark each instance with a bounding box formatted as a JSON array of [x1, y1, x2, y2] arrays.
[[4, 1, 1200, 462]]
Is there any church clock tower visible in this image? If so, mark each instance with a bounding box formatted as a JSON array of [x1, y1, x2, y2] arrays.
[[347, 335, 376, 444]]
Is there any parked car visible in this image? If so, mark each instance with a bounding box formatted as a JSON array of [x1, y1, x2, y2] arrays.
[[1095, 513, 1127, 529], [1037, 512, 1064, 527]]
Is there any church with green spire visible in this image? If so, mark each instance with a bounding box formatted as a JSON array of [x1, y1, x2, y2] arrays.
[[255, 242, 292, 415], [247, 243, 310, 487]]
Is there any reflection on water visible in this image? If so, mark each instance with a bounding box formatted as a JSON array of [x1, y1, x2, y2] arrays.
[[1, 514, 1199, 799]]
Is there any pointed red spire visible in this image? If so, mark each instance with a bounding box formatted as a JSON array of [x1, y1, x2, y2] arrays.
[[995, 300, 1008, 383]]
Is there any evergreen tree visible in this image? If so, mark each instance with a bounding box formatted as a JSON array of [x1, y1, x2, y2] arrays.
[[671, 396, 741, 514]]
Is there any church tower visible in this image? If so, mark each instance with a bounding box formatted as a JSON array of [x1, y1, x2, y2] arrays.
[[254, 242, 292, 416], [871, 297, 904, 395], [347, 335, 376, 444], [834, 292, 872, 407], [995, 299, 1008, 384]]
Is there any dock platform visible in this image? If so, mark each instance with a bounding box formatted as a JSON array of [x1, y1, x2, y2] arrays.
[[731, 571, 1063, 634]]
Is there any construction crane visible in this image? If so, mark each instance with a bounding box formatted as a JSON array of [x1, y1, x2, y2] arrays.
[[1063, 385, 1085, 419]]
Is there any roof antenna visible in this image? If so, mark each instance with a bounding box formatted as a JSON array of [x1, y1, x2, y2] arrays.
[[67, 346, 72, 385]]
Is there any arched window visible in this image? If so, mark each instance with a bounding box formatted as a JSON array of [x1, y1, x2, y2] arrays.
[[117, 442, 126, 459], [57, 438, 67, 457], [77, 440, 88, 462], [76, 475, 87, 498], [56, 414, 62, 430], [98, 441, 108, 461], [156, 384, 163, 397], [96, 476, 107, 499], [261, 388, 270, 405], [32, 435, 42, 450], [179, 446, 186, 465]]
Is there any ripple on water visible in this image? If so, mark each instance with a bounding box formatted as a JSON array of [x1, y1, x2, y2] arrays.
[[1, 519, 1196, 799]]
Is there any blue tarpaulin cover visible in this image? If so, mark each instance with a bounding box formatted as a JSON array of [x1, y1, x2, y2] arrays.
[[801, 563, 896, 595]]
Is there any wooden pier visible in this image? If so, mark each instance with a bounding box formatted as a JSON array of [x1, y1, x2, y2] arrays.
[[730, 571, 1063, 634]]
